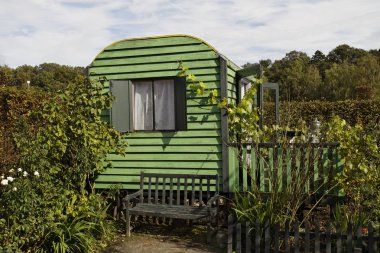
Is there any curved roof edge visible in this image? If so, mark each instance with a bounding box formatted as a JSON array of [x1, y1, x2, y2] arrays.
[[90, 34, 220, 65]]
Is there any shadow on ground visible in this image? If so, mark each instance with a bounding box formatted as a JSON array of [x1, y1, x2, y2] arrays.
[[102, 220, 223, 253]]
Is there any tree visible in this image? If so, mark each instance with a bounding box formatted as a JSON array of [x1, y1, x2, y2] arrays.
[[266, 51, 322, 101], [324, 54, 380, 100], [0, 65, 13, 86], [327, 44, 367, 64]]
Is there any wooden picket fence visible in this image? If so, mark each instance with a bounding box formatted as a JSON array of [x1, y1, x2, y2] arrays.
[[227, 214, 380, 253], [228, 142, 343, 195]]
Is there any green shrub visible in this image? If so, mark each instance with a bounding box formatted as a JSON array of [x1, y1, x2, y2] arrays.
[[263, 100, 380, 129], [0, 77, 124, 252]]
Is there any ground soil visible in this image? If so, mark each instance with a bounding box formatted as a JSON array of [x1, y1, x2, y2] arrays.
[[102, 220, 224, 253]]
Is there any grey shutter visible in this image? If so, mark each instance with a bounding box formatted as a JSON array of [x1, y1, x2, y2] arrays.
[[174, 77, 187, 131], [110, 80, 132, 132]]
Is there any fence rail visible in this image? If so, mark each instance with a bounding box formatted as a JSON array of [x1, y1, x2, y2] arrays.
[[228, 142, 343, 195], [227, 214, 380, 253]]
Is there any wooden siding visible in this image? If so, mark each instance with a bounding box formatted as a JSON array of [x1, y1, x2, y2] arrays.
[[89, 35, 223, 189]]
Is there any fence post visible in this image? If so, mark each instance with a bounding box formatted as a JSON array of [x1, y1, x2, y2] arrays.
[[305, 220, 310, 253], [227, 215, 234, 253], [315, 220, 320, 253], [347, 222, 353, 253], [294, 220, 300, 253], [368, 223, 374, 253], [255, 218, 261, 253], [236, 223, 242, 253], [246, 222, 251, 253], [265, 219, 270, 253], [326, 222, 331, 253]]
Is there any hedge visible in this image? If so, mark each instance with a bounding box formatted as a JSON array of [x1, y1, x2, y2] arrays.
[[263, 100, 380, 128], [0, 87, 49, 173]]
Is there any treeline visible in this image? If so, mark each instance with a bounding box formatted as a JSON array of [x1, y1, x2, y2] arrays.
[[0, 63, 85, 91], [248, 44, 380, 101]]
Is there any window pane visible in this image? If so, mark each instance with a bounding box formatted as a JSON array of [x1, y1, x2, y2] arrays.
[[154, 80, 175, 130], [133, 81, 153, 130]]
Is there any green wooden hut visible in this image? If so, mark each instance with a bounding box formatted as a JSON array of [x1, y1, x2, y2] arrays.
[[88, 34, 342, 196], [88, 34, 267, 193]]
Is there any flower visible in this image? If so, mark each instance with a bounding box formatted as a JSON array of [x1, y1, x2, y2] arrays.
[[6, 177, 14, 182], [9, 169, 14, 173], [1, 179, 8, 186], [12, 187, 17, 192], [17, 168, 22, 172], [23, 171, 28, 177], [0, 175, 4, 179], [34, 171, 40, 177]]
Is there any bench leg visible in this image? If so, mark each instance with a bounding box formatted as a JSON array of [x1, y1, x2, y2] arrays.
[[126, 208, 131, 237], [207, 216, 212, 243]]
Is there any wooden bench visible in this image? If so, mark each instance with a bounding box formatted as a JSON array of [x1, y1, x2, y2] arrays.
[[122, 173, 220, 241]]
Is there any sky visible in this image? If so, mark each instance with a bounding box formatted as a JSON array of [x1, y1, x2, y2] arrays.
[[0, 0, 380, 68]]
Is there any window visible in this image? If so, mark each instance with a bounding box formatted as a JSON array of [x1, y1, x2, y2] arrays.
[[110, 77, 187, 132], [133, 80, 175, 131]]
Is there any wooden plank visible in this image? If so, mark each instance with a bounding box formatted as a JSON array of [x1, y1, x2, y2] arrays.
[[246, 222, 251, 253], [274, 223, 279, 253], [92, 51, 218, 67], [255, 219, 261, 253], [251, 147, 257, 191], [284, 221, 290, 253], [286, 149, 292, 190], [187, 98, 219, 106], [91, 60, 219, 75], [187, 122, 221, 130], [187, 105, 220, 114], [102, 168, 219, 176], [236, 223, 241, 253], [125, 129, 220, 138], [227, 215, 233, 253], [187, 113, 220, 122], [268, 147, 274, 192], [107, 161, 222, 169], [97, 44, 212, 58], [123, 137, 221, 145], [106, 153, 221, 161], [148, 177, 152, 204], [95, 182, 216, 191], [277, 147, 283, 192], [155, 176, 159, 204], [265, 219, 270, 253], [305, 220, 310, 253], [315, 220, 320, 253], [336, 224, 342, 253], [242, 147, 248, 191], [356, 225, 362, 251], [294, 220, 300, 253], [347, 223, 353, 253], [169, 177, 173, 206], [368, 223, 374, 253], [228, 147, 238, 192], [124, 145, 221, 153], [304, 147, 310, 193], [326, 222, 331, 253], [313, 148, 319, 192], [104, 36, 204, 50], [322, 148, 329, 192], [259, 148, 265, 192], [91, 71, 220, 81]]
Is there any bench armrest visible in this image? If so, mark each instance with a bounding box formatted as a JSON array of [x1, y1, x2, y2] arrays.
[[207, 193, 220, 208], [123, 189, 143, 202]]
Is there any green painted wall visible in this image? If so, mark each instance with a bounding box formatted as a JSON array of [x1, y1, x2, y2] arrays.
[[89, 35, 231, 190]]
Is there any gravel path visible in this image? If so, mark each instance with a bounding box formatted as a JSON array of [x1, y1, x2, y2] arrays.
[[102, 221, 224, 253]]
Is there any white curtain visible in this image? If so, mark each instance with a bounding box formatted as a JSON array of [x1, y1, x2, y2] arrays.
[[133, 81, 153, 130], [154, 80, 175, 130]]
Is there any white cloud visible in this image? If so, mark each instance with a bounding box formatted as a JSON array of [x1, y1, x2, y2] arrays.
[[0, 0, 379, 67]]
